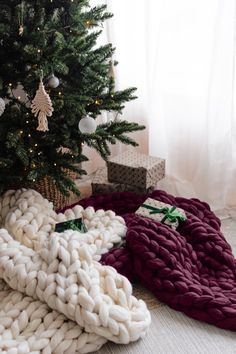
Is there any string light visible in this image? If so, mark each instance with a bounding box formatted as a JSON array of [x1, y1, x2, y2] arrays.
[[86, 21, 91, 26], [37, 27, 40, 31], [17, 96, 21, 100], [26, 121, 29, 124], [58, 92, 62, 96], [28, 134, 31, 137], [9, 83, 12, 87], [20, 130, 23, 134], [29, 149, 33, 153], [95, 99, 100, 105], [54, 162, 57, 166], [37, 49, 41, 53], [34, 143, 38, 147]]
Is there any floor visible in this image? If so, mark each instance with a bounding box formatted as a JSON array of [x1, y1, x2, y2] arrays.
[[94, 210, 236, 354]]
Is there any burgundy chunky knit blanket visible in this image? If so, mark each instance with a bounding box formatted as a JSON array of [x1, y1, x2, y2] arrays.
[[66, 190, 236, 331]]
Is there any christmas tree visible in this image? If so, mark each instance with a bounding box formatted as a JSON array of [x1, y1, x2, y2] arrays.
[[0, 0, 144, 197]]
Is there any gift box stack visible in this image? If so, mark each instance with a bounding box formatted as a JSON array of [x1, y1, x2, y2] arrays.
[[91, 150, 165, 195]]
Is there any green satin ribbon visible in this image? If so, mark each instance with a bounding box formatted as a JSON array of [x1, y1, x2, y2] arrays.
[[140, 204, 186, 224]]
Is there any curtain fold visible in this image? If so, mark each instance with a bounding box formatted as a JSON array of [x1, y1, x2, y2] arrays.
[[104, 0, 236, 209]]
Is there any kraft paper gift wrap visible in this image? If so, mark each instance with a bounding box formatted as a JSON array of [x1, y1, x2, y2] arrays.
[[92, 167, 155, 195], [107, 150, 165, 189], [135, 198, 186, 229]]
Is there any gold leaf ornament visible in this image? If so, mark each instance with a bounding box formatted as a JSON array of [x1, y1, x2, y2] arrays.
[[31, 79, 54, 132]]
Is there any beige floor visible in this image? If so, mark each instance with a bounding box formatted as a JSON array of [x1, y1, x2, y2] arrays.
[[94, 211, 236, 354]]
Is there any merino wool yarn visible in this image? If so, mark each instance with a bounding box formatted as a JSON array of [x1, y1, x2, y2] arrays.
[[0, 189, 151, 353], [78, 191, 236, 331]]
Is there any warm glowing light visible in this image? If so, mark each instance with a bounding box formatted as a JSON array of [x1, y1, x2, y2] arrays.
[[28, 134, 31, 137]]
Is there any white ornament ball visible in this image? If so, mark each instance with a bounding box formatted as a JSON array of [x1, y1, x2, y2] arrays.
[[0, 98, 5, 116], [78, 116, 97, 134], [48, 74, 60, 88]]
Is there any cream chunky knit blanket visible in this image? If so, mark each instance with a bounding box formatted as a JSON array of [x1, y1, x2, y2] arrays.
[[0, 189, 151, 354]]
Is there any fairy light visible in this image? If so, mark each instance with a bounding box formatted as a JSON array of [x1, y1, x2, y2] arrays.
[[29, 149, 33, 153], [26, 120, 29, 124], [20, 130, 23, 134], [58, 92, 62, 96], [86, 21, 91, 26], [9, 83, 12, 87], [54, 163, 57, 166], [37, 49, 41, 53], [95, 99, 100, 105], [34, 143, 38, 147], [28, 134, 31, 137], [17, 96, 21, 100]]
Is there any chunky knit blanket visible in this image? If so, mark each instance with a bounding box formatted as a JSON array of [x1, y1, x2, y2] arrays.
[[75, 190, 236, 331], [0, 189, 151, 354]]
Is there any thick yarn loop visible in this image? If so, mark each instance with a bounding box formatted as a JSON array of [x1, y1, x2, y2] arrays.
[[76, 191, 236, 331], [0, 189, 127, 259], [0, 286, 106, 354], [0, 230, 150, 344], [75, 190, 221, 232], [0, 189, 151, 353]]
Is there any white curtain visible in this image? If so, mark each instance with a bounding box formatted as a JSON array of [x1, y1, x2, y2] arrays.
[[104, 0, 236, 210]]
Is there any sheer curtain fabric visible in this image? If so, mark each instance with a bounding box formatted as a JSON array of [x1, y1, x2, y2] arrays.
[[104, 0, 236, 209]]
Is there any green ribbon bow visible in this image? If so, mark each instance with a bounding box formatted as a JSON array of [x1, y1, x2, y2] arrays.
[[140, 204, 186, 224]]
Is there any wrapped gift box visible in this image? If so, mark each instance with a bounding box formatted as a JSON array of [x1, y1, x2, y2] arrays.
[[92, 167, 154, 195], [107, 150, 165, 189], [135, 197, 186, 229], [55, 218, 87, 233]]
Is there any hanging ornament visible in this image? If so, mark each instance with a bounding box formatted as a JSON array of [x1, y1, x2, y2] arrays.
[[0, 98, 5, 116], [107, 111, 120, 123], [78, 116, 97, 134], [18, 2, 24, 36], [31, 77, 54, 132], [47, 74, 60, 88]]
